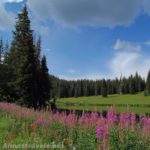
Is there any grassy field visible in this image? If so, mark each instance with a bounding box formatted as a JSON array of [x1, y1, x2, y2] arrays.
[[56, 93, 150, 114]]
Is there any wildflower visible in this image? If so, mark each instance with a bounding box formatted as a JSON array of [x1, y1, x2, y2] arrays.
[[130, 113, 136, 131], [119, 112, 130, 128], [66, 113, 77, 128], [107, 107, 117, 125], [35, 118, 47, 126], [90, 112, 99, 126], [30, 123, 37, 130], [139, 114, 145, 124], [96, 122, 109, 150], [130, 113, 136, 124], [96, 123, 109, 138], [79, 112, 91, 128]]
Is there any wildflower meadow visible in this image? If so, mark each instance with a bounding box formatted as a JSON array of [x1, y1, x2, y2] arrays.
[[0, 102, 150, 150]]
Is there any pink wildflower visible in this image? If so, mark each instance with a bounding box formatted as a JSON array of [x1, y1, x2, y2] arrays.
[[35, 118, 47, 126], [107, 107, 117, 126]]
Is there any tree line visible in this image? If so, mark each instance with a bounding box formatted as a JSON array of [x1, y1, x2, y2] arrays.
[[49, 73, 146, 98]]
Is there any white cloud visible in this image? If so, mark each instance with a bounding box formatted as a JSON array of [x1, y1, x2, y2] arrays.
[[1, 0, 150, 31], [114, 39, 141, 52], [59, 39, 150, 80], [110, 39, 150, 78], [27, 0, 142, 28]]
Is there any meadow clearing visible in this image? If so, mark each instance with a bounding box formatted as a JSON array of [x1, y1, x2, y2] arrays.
[[57, 93, 150, 114]]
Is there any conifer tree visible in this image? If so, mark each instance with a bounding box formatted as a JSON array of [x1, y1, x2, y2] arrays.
[[101, 79, 107, 97], [129, 75, 136, 94], [35, 36, 41, 66], [39, 56, 51, 108], [146, 70, 150, 94], [34, 36, 42, 107], [8, 5, 38, 108]]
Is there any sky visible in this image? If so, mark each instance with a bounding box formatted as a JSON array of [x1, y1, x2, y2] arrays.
[[0, 0, 150, 80]]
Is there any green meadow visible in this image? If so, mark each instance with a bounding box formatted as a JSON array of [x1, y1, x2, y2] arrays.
[[57, 93, 150, 114]]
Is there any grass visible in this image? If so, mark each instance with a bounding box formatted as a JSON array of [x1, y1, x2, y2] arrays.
[[56, 93, 150, 114], [57, 104, 150, 114]]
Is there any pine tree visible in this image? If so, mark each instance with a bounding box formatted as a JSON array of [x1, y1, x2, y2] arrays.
[[35, 36, 41, 66], [3, 41, 9, 62], [8, 5, 38, 108], [135, 72, 139, 92], [34, 36, 42, 107], [95, 81, 98, 96], [146, 70, 150, 95], [101, 79, 107, 97], [39, 56, 51, 108], [129, 75, 136, 94]]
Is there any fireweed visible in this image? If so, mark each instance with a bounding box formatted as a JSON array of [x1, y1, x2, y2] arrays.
[[0, 102, 150, 149]]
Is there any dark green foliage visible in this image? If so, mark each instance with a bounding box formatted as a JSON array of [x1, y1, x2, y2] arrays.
[[129, 75, 136, 94], [38, 56, 51, 108], [146, 70, 150, 95], [49, 73, 145, 98], [7, 5, 38, 108], [0, 63, 18, 102], [101, 79, 107, 97], [35, 36, 41, 66]]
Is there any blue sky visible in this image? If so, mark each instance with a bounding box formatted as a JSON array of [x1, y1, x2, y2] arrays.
[[1, 0, 150, 80]]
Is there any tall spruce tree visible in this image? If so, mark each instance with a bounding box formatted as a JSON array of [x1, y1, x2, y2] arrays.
[[8, 5, 38, 108], [146, 70, 150, 94], [34, 36, 42, 107], [39, 56, 51, 108], [35, 36, 41, 66], [101, 79, 107, 97]]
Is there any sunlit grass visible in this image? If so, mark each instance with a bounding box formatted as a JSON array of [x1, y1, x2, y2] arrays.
[[57, 93, 150, 114]]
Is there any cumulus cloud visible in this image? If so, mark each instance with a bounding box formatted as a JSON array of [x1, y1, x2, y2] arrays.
[[114, 39, 141, 52], [1, 0, 150, 30], [110, 39, 150, 78], [27, 0, 143, 27], [1, 0, 150, 31], [60, 39, 150, 80]]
